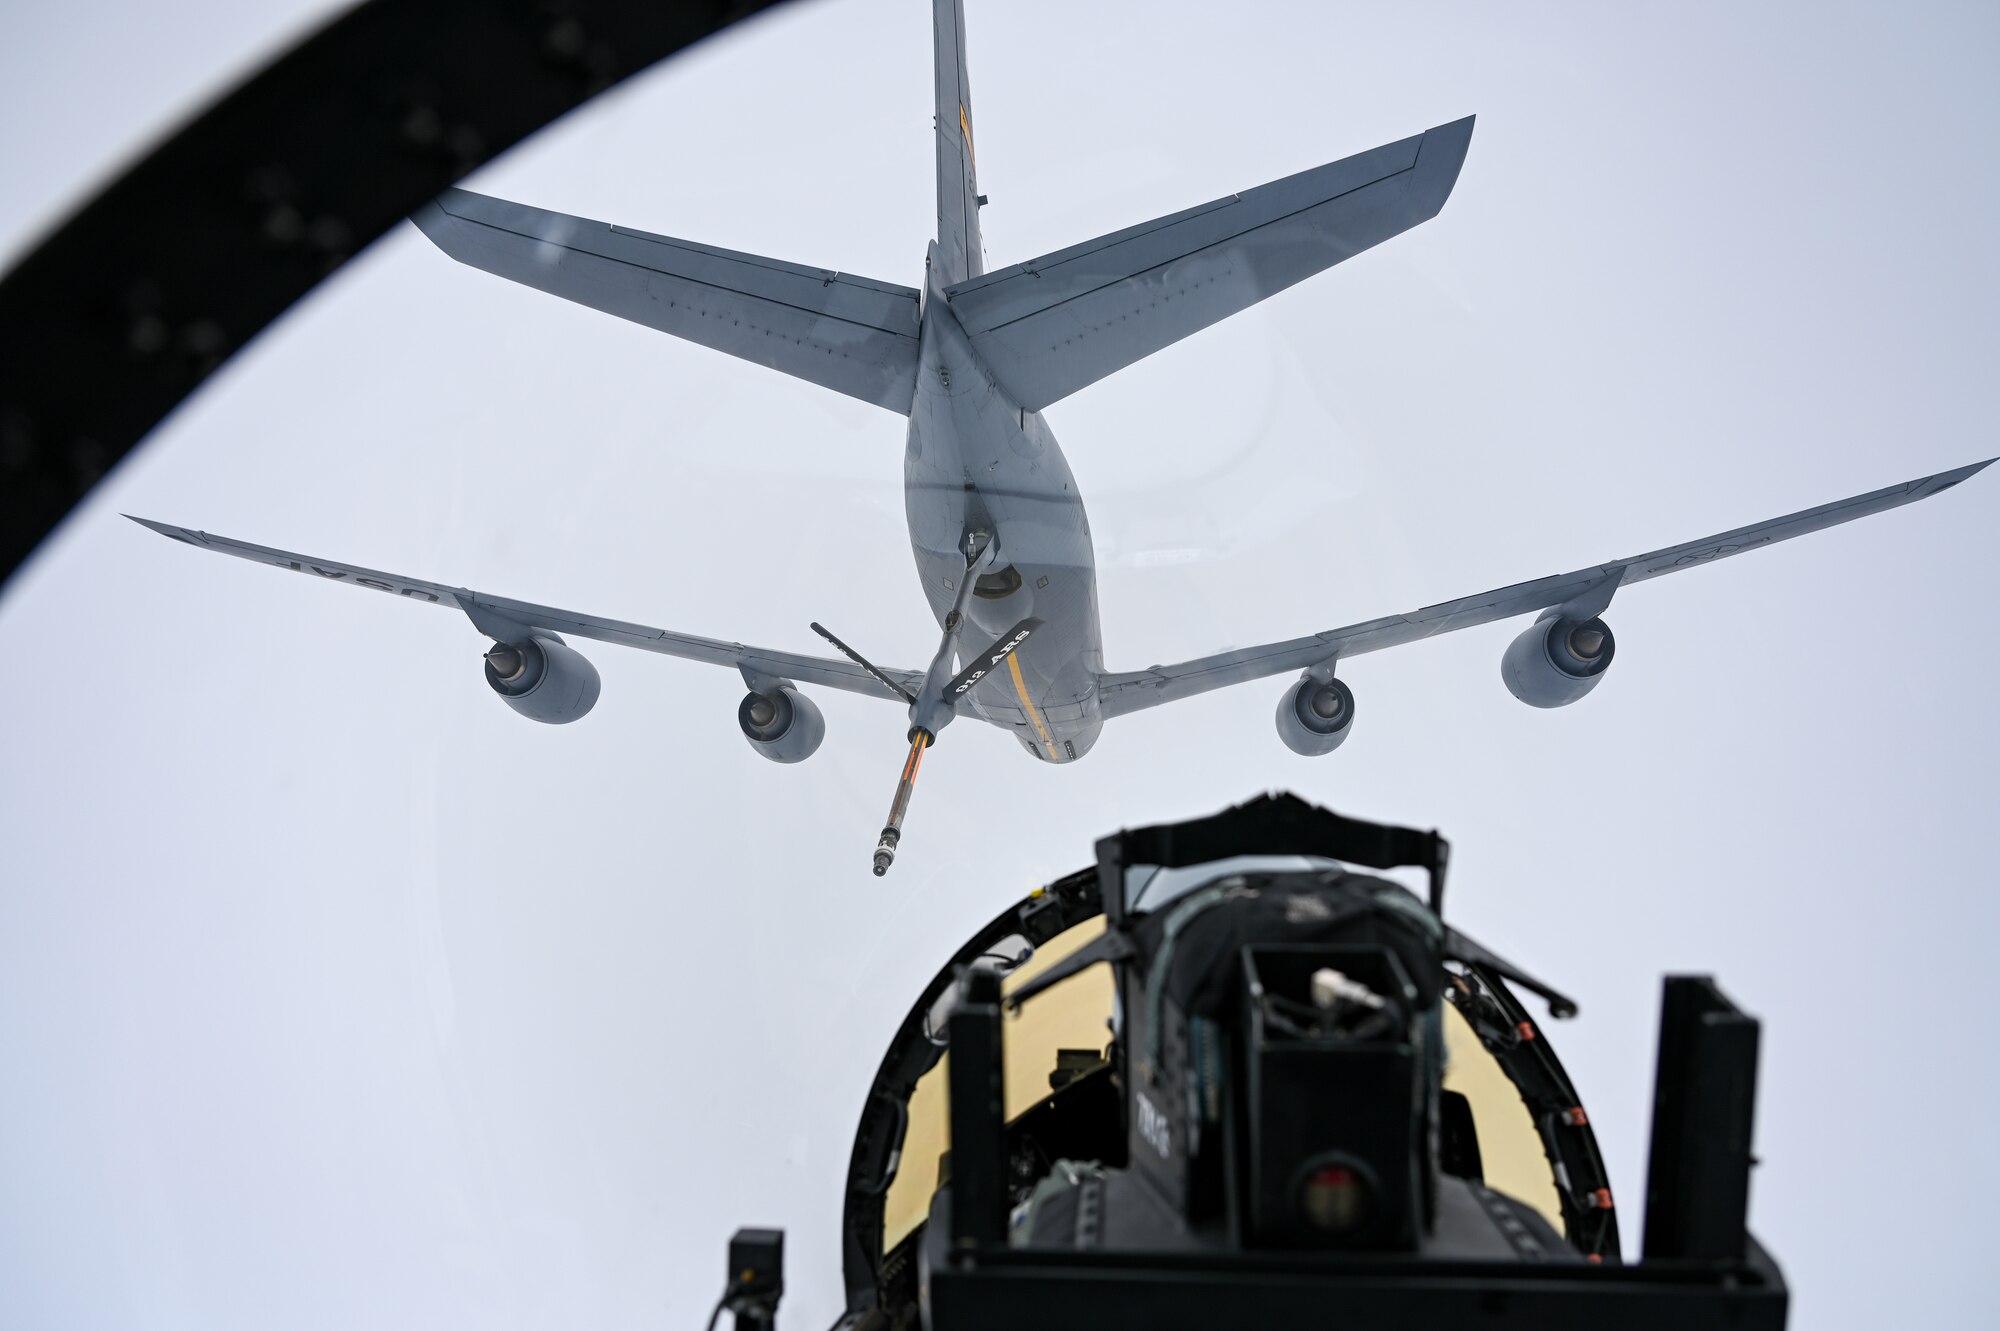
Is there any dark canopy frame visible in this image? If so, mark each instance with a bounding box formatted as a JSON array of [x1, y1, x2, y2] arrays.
[[0, 0, 789, 588], [838, 856, 1620, 1326]]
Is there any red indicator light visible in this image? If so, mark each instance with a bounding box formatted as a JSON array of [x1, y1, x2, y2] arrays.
[[1299, 1163, 1373, 1233]]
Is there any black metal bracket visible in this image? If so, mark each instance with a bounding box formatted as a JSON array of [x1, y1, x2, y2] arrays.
[[946, 967, 1007, 1250], [1096, 792, 1450, 924], [1642, 975, 1762, 1262]]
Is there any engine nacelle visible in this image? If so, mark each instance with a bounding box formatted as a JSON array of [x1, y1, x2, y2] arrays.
[[484, 634, 601, 724], [1275, 674, 1356, 756], [738, 685, 826, 763], [1501, 612, 1616, 708]]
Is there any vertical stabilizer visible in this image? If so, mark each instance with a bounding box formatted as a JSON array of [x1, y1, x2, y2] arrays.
[[933, 0, 983, 282]]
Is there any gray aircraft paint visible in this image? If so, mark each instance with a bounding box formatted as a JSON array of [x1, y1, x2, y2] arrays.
[[131, 0, 1988, 789], [904, 241, 1106, 763]]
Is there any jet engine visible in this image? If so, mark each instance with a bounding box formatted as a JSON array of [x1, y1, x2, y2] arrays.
[[1275, 674, 1356, 756], [738, 685, 826, 763], [1500, 612, 1616, 708], [483, 634, 601, 723]]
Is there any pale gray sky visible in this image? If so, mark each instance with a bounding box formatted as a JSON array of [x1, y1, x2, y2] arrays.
[[3, 2, 1998, 1328]]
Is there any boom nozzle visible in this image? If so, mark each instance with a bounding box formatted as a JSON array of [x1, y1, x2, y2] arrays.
[[873, 731, 931, 876], [860, 537, 996, 877]]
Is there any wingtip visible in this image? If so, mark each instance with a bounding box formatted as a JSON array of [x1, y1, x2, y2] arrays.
[[410, 187, 494, 253], [1422, 114, 1477, 147], [1912, 457, 1997, 499], [1411, 116, 1477, 219], [126, 514, 201, 545], [408, 198, 450, 246]]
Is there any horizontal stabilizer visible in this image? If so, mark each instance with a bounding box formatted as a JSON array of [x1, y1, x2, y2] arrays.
[[126, 516, 924, 702], [943, 116, 1474, 410], [1098, 457, 1993, 717], [413, 189, 922, 412]]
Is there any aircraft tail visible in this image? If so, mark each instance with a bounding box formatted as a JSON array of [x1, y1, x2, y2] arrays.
[[941, 117, 1475, 410], [413, 190, 922, 412], [934, 0, 984, 283]]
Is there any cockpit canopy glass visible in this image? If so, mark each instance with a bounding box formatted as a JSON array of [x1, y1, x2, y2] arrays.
[[1121, 853, 1345, 917]]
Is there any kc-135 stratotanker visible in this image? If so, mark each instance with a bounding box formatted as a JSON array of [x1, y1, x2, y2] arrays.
[[134, 0, 1990, 874]]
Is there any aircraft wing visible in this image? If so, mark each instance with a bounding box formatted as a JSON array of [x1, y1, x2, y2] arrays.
[[126, 518, 924, 702], [941, 117, 1474, 411], [1096, 458, 1992, 718], [412, 189, 922, 412]]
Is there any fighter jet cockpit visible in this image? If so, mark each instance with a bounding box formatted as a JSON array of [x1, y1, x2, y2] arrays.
[[866, 858, 1598, 1271], [791, 794, 1782, 1331]]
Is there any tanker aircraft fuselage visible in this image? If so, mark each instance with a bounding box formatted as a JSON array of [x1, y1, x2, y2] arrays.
[[904, 249, 1106, 765]]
